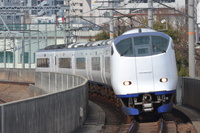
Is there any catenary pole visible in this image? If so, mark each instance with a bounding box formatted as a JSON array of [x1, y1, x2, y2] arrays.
[[188, 0, 195, 77], [148, 0, 153, 29], [21, 1, 25, 68], [109, 0, 114, 39]]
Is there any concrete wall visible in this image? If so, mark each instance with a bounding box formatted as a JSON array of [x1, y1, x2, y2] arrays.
[[0, 68, 35, 82], [0, 70, 88, 133], [35, 72, 85, 93], [177, 77, 200, 111]]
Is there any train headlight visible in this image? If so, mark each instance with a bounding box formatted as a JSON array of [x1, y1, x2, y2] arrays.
[[123, 81, 132, 86], [160, 78, 168, 83]]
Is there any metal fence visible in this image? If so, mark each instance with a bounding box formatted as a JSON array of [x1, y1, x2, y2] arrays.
[[179, 77, 200, 111]]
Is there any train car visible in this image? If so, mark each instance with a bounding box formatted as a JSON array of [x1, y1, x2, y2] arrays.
[[36, 28, 178, 115]]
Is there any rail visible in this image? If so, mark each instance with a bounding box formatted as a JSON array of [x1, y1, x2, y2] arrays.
[[128, 118, 177, 133]]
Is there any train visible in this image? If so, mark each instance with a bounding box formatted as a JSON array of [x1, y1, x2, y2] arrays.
[[35, 28, 178, 115]]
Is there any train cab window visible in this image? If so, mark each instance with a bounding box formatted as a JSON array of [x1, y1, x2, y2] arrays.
[[134, 36, 151, 56], [92, 57, 100, 71], [134, 36, 150, 46], [59, 58, 71, 68], [115, 35, 169, 57], [76, 58, 86, 69], [152, 36, 169, 54], [115, 38, 133, 56], [37, 58, 49, 67]]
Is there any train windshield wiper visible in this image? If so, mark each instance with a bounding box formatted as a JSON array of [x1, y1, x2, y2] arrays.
[[120, 46, 132, 56], [153, 45, 166, 53]]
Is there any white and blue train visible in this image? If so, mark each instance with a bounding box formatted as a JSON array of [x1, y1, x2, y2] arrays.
[[36, 28, 178, 115]]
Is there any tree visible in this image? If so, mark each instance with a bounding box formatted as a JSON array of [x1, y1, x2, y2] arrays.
[[95, 30, 109, 41]]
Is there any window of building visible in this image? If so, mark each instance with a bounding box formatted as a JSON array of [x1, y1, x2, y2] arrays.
[[0, 51, 13, 63], [20, 52, 29, 63], [16, 16, 19, 19]]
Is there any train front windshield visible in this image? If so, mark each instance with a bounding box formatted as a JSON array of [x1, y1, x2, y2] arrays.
[[115, 36, 169, 57]]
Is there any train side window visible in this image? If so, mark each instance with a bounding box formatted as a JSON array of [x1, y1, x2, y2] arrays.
[[59, 58, 71, 68], [152, 36, 169, 54], [37, 58, 49, 67], [115, 38, 133, 56], [105, 57, 110, 73], [92, 57, 100, 71], [76, 57, 86, 69]]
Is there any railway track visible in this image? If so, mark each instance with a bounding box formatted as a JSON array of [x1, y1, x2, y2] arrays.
[[89, 82, 197, 133], [128, 119, 177, 133]]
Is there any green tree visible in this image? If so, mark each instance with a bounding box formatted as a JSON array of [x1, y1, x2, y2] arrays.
[[95, 30, 109, 41]]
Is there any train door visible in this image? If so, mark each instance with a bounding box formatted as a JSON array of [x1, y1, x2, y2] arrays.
[[102, 47, 111, 85], [86, 49, 93, 80], [134, 36, 155, 92]]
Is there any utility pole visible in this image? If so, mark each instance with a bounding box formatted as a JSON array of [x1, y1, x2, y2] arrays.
[[148, 0, 153, 29], [21, 1, 25, 68], [109, 0, 114, 39], [188, 0, 195, 77]]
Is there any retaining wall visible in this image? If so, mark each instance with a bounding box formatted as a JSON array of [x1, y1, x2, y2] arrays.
[[178, 77, 200, 111], [0, 70, 88, 133]]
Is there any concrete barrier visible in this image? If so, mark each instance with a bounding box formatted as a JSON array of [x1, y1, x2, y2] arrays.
[[0, 70, 88, 133], [0, 68, 35, 82], [177, 77, 200, 111], [35, 72, 85, 93]]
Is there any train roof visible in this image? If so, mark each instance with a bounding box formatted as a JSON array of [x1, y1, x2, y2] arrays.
[[39, 28, 161, 51], [123, 28, 157, 35], [42, 39, 113, 50]]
